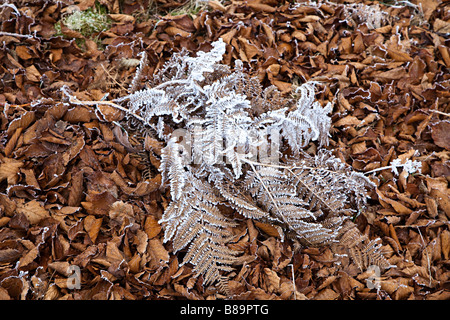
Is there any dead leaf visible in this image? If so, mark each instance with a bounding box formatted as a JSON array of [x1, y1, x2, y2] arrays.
[[84, 215, 103, 243], [16, 200, 49, 224], [263, 268, 280, 293], [376, 189, 413, 215], [135, 229, 148, 255], [25, 65, 41, 82], [144, 215, 161, 239], [0, 158, 24, 185], [431, 121, 450, 150], [314, 288, 339, 300], [148, 239, 169, 266], [440, 230, 450, 260]]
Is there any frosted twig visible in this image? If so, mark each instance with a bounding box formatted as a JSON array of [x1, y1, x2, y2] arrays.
[[0, 2, 20, 14], [289, 264, 297, 300], [66, 95, 147, 124], [0, 31, 35, 38], [365, 158, 422, 176], [429, 110, 450, 117]]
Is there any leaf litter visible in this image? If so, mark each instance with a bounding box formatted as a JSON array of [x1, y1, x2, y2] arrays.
[[0, 0, 449, 300]]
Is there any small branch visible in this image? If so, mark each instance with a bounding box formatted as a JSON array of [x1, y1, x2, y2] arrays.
[[0, 31, 35, 39], [67, 95, 147, 124], [365, 165, 401, 175], [289, 264, 297, 300], [429, 110, 450, 117]]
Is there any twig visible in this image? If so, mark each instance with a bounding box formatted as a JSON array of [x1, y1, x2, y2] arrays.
[[416, 226, 433, 287], [67, 95, 147, 124], [289, 264, 297, 300], [429, 110, 450, 117], [0, 31, 35, 38]]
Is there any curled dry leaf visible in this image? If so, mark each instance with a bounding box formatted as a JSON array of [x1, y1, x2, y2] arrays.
[[430, 121, 450, 150]]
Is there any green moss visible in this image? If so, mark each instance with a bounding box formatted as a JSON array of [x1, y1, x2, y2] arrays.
[[169, 0, 209, 18], [55, 3, 111, 48]]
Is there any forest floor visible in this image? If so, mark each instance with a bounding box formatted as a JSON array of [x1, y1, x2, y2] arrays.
[[0, 0, 449, 300]]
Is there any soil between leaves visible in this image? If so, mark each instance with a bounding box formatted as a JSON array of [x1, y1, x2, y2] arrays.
[[0, 0, 449, 300]]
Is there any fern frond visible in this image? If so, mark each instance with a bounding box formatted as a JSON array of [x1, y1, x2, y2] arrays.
[[338, 222, 392, 271], [159, 172, 239, 285], [96, 39, 392, 289], [160, 138, 187, 200]]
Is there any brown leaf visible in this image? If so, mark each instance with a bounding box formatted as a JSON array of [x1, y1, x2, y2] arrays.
[[247, 2, 277, 13], [272, 80, 292, 93], [16, 200, 49, 224], [84, 215, 103, 243], [314, 288, 340, 300], [68, 170, 84, 207], [109, 200, 134, 221], [373, 67, 407, 81], [135, 229, 148, 255], [441, 230, 450, 260], [108, 13, 135, 24], [18, 245, 39, 268], [7, 111, 35, 136], [25, 65, 41, 82], [0, 158, 24, 185], [62, 135, 85, 166], [148, 239, 169, 266], [334, 115, 360, 127], [0, 287, 11, 300], [387, 48, 413, 62], [263, 268, 280, 293], [165, 26, 191, 38], [82, 191, 117, 216], [5, 127, 22, 157], [376, 189, 413, 215], [73, 245, 98, 268], [254, 221, 280, 238], [430, 121, 450, 150], [430, 189, 450, 218], [48, 261, 71, 276], [0, 249, 21, 263], [63, 106, 96, 123], [15, 46, 33, 60], [106, 238, 124, 265], [144, 215, 161, 239], [97, 104, 125, 122]]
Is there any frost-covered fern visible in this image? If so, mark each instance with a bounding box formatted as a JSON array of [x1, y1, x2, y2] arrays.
[[69, 39, 391, 288]]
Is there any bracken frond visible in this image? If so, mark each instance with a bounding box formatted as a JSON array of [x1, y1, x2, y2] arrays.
[[72, 39, 393, 290]]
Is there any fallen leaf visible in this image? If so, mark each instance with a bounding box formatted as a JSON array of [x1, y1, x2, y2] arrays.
[[148, 239, 169, 266], [25, 65, 41, 82], [430, 121, 450, 150], [144, 215, 161, 239], [314, 288, 339, 300], [0, 158, 24, 185], [16, 200, 49, 224], [84, 215, 103, 243]]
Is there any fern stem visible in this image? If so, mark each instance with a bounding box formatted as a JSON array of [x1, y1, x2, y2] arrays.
[[245, 159, 283, 216], [241, 157, 313, 245], [241, 158, 335, 175]]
